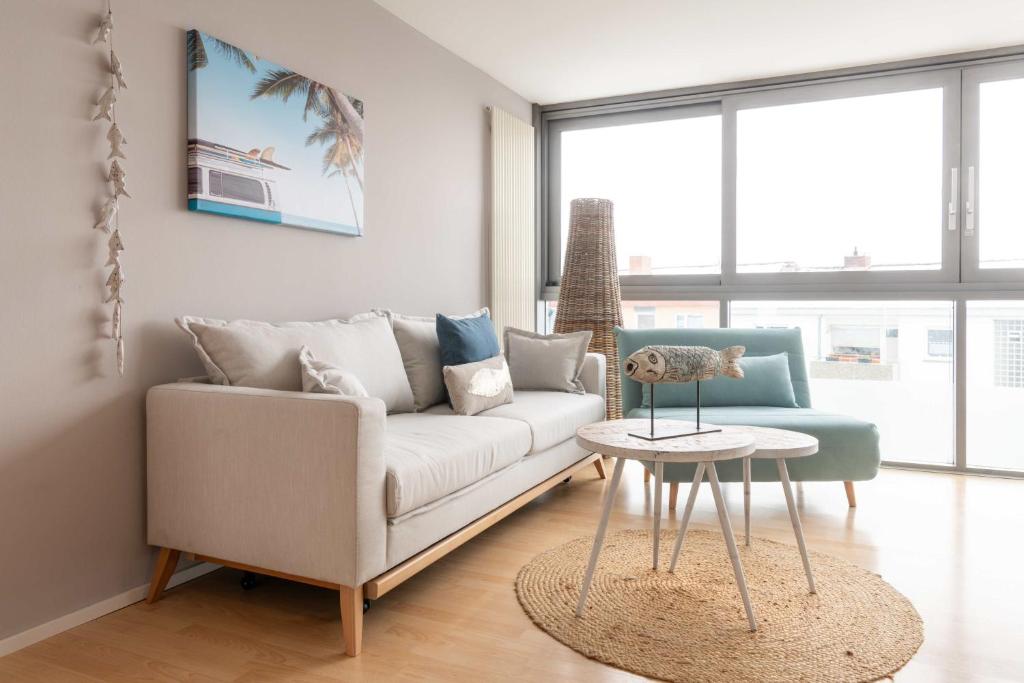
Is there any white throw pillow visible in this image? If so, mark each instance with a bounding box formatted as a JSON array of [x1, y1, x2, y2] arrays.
[[298, 346, 369, 397], [503, 327, 592, 394], [378, 307, 489, 411], [442, 355, 514, 416], [177, 312, 414, 413]]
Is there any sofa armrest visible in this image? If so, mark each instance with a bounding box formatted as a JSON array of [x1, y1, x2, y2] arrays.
[[146, 383, 388, 587], [581, 352, 606, 398]]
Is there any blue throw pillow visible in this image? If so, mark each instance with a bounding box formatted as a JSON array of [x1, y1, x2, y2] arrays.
[[436, 312, 500, 368], [641, 352, 799, 408]]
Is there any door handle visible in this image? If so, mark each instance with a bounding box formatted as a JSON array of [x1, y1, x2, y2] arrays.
[[965, 165, 976, 236], [948, 167, 958, 231]]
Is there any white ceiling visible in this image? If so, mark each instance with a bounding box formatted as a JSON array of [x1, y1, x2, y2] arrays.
[[375, 0, 1024, 104]]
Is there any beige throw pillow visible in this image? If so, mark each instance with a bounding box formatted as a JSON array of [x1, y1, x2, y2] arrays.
[[378, 308, 489, 411], [443, 355, 514, 416], [177, 312, 414, 413], [503, 327, 592, 394], [298, 346, 369, 397]]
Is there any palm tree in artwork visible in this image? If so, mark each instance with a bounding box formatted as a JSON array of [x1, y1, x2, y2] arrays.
[[306, 115, 363, 230], [251, 69, 365, 227], [187, 30, 257, 73]]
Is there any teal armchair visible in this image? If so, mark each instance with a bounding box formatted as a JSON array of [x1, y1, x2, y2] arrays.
[[615, 327, 880, 507]]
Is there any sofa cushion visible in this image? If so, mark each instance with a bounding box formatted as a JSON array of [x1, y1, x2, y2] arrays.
[[626, 405, 880, 482], [443, 355, 514, 416], [436, 312, 500, 368], [503, 327, 592, 394], [177, 313, 415, 413], [426, 390, 604, 454], [384, 413, 531, 517], [640, 352, 799, 409], [381, 308, 489, 411]]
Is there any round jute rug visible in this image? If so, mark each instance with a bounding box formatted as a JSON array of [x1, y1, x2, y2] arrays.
[[516, 529, 922, 683]]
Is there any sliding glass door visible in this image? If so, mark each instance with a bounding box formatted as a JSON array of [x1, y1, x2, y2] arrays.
[[962, 62, 1024, 281]]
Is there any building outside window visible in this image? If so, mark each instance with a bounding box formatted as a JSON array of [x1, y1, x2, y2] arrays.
[[634, 306, 656, 329], [927, 328, 954, 358]]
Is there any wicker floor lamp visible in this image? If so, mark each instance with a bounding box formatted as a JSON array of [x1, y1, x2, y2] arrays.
[[554, 198, 623, 420]]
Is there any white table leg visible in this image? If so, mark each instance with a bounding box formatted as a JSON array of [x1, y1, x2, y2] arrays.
[[707, 462, 758, 632], [576, 456, 626, 617], [668, 462, 705, 573], [743, 456, 751, 547], [776, 458, 816, 594], [652, 461, 664, 569]]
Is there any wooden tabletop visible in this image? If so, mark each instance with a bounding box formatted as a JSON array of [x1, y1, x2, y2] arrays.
[[576, 419, 755, 463], [726, 425, 819, 460]]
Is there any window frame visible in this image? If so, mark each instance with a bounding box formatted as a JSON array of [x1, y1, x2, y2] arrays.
[[722, 69, 962, 287], [546, 102, 723, 289], [538, 47, 1024, 478], [961, 60, 1024, 283]]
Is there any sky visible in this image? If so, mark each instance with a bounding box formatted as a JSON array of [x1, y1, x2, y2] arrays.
[[188, 31, 363, 231]]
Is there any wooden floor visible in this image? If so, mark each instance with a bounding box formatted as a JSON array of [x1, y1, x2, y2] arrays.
[[2, 463, 1023, 682]]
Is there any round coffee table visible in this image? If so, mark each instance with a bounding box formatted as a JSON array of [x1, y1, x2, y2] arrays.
[[667, 424, 819, 595], [575, 418, 758, 630]]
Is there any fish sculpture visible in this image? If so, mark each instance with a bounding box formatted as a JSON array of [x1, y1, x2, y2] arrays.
[[624, 345, 745, 383], [111, 50, 127, 89], [106, 123, 126, 159], [94, 13, 113, 45], [106, 229, 124, 266], [94, 86, 116, 121], [105, 264, 125, 303], [94, 196, 117, 232], [108, 159, 130, 198]]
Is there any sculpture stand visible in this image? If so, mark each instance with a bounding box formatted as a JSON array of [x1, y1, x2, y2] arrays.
[[628, 381, 722, 441]]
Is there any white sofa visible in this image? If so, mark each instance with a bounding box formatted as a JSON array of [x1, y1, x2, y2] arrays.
[[144, 353, 606, 655]]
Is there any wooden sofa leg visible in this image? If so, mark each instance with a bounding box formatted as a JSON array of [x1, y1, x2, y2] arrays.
[[145, 548, 181, 604], [844, 481, 857, 508], [669, 482, 679, 510], [593, 457, 607, 479], [340, 584, 364, 656]]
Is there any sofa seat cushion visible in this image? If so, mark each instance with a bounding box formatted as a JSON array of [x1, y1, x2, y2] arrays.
[[426, 390, 604, 453], [626, 406, 880, 482], [384, 413, 531, 517]]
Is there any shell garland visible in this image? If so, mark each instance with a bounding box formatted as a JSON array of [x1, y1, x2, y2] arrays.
[[93, 2, 127, 376]]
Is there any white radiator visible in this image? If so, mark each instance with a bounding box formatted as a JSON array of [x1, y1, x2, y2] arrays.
[[489, 107, 536, 337]]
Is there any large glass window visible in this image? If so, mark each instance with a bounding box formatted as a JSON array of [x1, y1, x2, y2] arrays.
[[978, 78, 1024, 269], [558, 112, 721, 277], [967, 301, 1024, 471], [544, 301, 719, 333], [730, 301, 955, 465], [735, 88, 945, 274]]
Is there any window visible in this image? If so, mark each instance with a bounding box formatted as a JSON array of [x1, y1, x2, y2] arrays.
[[544, 300, 719, 333], [553, 106, 721, 279], [733, 82, 949, 276], [967, 302, 1024, 470], [676, 314, 705, 329], [209, 170, 265, 204], [634, 306, 656, 329], [927, 329, 953, 358], [730, 301, 955, 465], [622, 301, 720, 330], [963, 63, 1024, 279]]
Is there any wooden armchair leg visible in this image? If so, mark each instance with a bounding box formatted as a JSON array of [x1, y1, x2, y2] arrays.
[[145, 548, 181, 604], [593, 458, 607, 479], [340, 584, 364, 656], [844, 481, 857, 508], [644, 468, 651, 483], [669, 482, 679, 510]]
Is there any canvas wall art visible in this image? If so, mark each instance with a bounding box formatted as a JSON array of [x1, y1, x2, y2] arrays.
[[186, 30, 364, 235]]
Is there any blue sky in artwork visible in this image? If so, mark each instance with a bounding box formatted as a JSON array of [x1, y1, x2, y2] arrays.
[[188, 31, 363, 231]]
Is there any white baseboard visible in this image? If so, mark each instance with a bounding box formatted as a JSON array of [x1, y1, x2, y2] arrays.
[[0, 562, 219, 658]]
